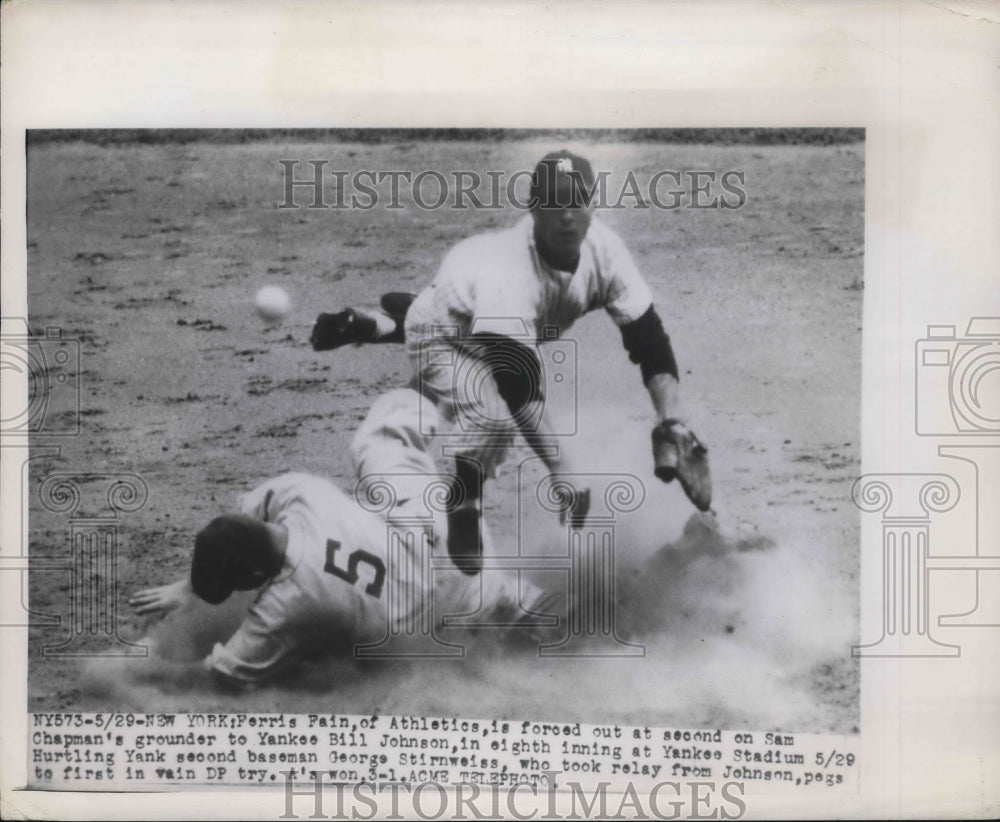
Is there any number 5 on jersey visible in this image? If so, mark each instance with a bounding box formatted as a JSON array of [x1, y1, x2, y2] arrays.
[[324, 539, 386, 599]]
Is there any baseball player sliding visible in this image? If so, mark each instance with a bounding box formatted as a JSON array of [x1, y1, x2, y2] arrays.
[[129, 388, 557, 687], [311, 150, 711, 576]]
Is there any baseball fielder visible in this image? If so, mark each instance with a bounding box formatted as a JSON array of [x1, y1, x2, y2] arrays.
[[311, 150, 711, 575], [130, 388, 556, 687]]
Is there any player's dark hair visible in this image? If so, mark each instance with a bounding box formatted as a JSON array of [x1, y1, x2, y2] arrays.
[[530, 150, 597, 210], [190, 515, 276, 605]]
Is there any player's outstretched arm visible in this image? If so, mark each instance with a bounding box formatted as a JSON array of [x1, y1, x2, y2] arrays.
[[619, 305, 682, 420], [129, 578, 193, 616], [646, 372, 682, 423], [619, 306, 712, 510]]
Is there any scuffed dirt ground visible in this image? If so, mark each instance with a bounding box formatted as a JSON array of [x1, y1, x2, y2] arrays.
[[25, 137, 862, 733]]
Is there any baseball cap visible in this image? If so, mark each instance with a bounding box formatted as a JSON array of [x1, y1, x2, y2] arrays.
[[529, 150, 597, 209], [190, 515, 274, 604]]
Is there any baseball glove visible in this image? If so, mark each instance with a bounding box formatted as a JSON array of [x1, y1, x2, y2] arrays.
[[310, 309, 375, 351], [652, 419, 712, 512]]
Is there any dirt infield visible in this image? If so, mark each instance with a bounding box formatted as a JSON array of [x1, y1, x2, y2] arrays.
[[25, 136, 862, 732]]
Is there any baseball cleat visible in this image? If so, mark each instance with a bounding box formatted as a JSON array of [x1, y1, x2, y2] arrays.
[[447, 503, 483, 575], [310, 308, 377, 351]]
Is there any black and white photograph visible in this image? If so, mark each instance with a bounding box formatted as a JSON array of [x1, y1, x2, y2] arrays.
[[2, 1, 997, 819], [21, 128, 862, 732]]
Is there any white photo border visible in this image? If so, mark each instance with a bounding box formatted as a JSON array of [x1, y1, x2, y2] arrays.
[[2, 1, 998, 819]]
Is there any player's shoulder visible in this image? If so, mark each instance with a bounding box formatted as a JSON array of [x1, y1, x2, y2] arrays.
[[441, 217, 530, 268], [262, 472, 339, 497], [585, 215, 630, 252], [584, 216, 644, 281]]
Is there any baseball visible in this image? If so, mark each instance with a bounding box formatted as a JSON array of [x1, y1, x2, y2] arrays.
[[255, 285, 290, 322]]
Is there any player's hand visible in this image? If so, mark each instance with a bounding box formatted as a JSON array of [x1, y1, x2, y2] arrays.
[[129, 580, 192, 616], [552, 478, 591, 528]]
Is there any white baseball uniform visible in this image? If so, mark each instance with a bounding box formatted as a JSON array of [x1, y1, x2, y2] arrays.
[[403, 214, 655, 474], [206, 389, 547, 684]]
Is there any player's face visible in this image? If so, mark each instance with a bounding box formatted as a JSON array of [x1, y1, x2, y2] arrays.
[[531, 178, 593, 272], [231, 559, 273, 591], [195, 556, 270, 604], [230, 528, 285, 591]]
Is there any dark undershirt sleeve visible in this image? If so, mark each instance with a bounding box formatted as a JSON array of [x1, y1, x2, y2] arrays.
[[619, 305, 679, 384]]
